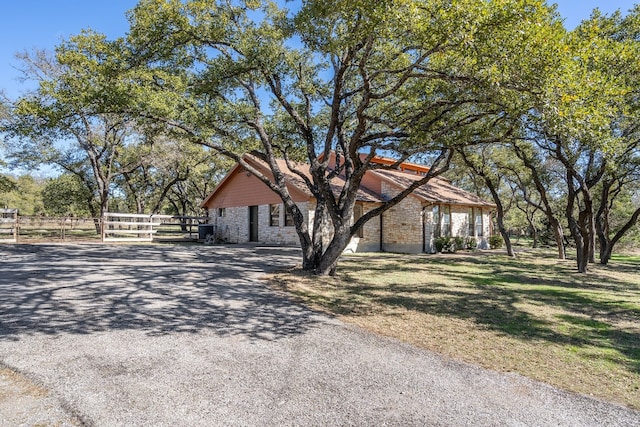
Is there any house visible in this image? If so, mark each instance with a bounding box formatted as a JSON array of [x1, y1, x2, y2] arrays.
[[200, 153, 495, 253]]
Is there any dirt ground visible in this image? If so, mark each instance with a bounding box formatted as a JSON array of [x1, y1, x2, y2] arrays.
[[0, 366, 82, 426]]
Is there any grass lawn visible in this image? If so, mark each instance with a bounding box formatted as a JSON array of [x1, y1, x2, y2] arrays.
[[270, 249, 640, 409]]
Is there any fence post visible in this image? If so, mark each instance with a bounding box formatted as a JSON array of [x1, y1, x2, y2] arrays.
[[0, 209, 18, 243]]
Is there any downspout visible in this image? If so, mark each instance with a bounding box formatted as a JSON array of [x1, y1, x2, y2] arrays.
[[489, 208, 495, 236], [422, 203, 434, 253], [422, 206, 426, 253], [379, 212, 384, 252]]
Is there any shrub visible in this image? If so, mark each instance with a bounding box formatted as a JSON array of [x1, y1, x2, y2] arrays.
[[434, 236, 449, 253], [453, 236, 465, 252], [465, 237, 478, 250], [489, 234, 504, 249]]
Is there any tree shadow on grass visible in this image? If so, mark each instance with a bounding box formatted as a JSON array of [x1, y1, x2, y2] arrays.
[[331, 255, 640, 374], [0, 243, 321, 342]]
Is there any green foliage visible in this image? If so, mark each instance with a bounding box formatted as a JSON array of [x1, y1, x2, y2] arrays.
[[435, 236, 476, 252], [434, 236, 465, 253], [115, 0, 568, 273], [41, 173, 93, 216], [453, 236, 465, 252], [433, 237, 449, 253], [0, 174, 16, 195], [465, 237, 478, 250], [489, 234, 504, 250], [115, 137, 231, 215], [7, 0, 606, 273], [0, 174, 45, 215]]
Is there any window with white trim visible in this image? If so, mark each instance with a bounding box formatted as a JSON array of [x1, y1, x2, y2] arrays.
[[475, 208, 483, 237], [442, 205, 451, 237], [433, 205, 441, 238]]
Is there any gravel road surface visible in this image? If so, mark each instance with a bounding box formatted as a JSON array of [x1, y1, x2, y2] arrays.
[[0, 243, 638, 426]]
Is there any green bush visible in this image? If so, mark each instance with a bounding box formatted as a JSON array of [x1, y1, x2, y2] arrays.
[[465, 237, 478, 250], [453, 236, 465, 251], [434, 236, 449, 253], [489, 234, 504, 249]]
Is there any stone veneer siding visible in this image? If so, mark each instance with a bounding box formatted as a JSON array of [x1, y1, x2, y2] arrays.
[[423, 204, 491, 252], [344, 201, 382, 253], [210, 202, 309, 245], [258, 203, 305, 245], [208, 195, 491, 253], [380, 182, 423, 253]]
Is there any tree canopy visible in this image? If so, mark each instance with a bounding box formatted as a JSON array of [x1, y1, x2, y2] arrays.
[[95, 0, 562, 274], [1, 0, 639, 274]]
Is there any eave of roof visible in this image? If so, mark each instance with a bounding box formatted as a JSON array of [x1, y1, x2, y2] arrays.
[[200, 161, 244, 208], [200, 154, 385, 208], [370, 169, 496, 208]]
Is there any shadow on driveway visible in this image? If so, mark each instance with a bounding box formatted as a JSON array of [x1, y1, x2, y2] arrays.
[[0, 243, 316, 341]]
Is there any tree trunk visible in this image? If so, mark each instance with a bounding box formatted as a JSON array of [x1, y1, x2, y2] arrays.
[[600, 243, 613, 266], [598, 206, 640, 265], [581, 195, 596, 266], [511, 142, 565, 259], [550, 218, 566, 260], [568, 216, 589, 273], [531, 225, 538, 248], [524, 212, 538, 248], [588, 227, 596, 264], [93, 217, 102, 235], [566, 174, 588, 273], [576, 244, 589, 273], [486, 179, 515, 257], [496, 212, 515, 257]]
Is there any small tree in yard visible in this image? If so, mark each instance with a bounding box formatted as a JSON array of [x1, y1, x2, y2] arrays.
[[21, 0, 562, 275]]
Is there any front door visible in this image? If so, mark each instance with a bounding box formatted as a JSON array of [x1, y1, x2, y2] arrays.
[[249, 205, 259, 242]]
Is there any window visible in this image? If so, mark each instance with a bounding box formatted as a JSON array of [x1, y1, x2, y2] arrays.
[[432, 205, 441, 237], [353, 203, 364, 238], [269, 204, 280, 227], [475, 208, 483, 237], [468, 208, 474, 236], [217, 208, 225, 218], [284, 207, 294, 227], [443, 205, 451, 237]]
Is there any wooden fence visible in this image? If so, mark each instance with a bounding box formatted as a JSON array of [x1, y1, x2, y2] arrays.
[[101, 213, 208, 243], [0, 209, 18, 243], [0, 211, 209, 243], [19, 216, 101, 242]]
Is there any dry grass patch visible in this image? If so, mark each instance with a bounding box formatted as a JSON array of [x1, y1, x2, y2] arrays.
[[0, 367, 49, 400], [270, 250, 640, 409]]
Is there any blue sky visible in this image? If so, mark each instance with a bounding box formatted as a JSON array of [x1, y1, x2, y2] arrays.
[[0, 0, 637, 99]]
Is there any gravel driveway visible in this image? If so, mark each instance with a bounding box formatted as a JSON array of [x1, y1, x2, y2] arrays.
[[0, 243, 638, 426]]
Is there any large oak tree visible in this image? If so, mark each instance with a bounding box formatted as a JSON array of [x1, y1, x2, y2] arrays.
[[109, 0, 562, 275]]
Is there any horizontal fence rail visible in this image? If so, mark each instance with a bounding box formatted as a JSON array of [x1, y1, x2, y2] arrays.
[[0, 212, 209, 244], [101, 213, 209, 243], [0, 209, 18, 243]]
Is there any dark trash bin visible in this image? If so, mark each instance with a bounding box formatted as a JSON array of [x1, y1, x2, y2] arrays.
[[198, 224, 215, 241]]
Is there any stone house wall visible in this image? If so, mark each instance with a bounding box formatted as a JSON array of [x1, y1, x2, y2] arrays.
[[379, 182, 423, 253], [209, 206, 247, 243], [258, 202, 306, 245], [345, 201, 382, 253], [208, 192, 492, 253], [423, 204, 491, 252], [209, 202, 309, 245]]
